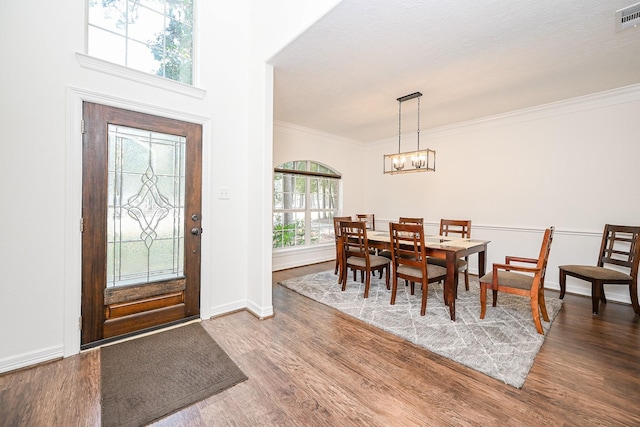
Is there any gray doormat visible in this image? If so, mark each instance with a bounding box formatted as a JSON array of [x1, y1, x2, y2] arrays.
[[101, 322, 247, 427]]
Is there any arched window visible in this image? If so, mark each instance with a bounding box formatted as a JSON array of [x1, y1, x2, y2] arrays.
[[273, 161, 341, 249]]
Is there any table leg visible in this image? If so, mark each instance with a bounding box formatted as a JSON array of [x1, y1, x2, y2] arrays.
[[445, 251, 457, 321], [478, 247, 487, 277]]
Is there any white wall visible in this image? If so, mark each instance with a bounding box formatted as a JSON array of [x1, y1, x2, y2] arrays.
[[0, 0, 340, 373], [272, 122, 367, 270]]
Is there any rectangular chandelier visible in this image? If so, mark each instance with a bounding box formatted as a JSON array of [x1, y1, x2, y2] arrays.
[[383, 148, 436, 174], [383, 92, 436, 174]]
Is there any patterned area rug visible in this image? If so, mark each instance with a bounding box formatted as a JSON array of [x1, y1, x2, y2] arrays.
[[279, 270, 563, 388]]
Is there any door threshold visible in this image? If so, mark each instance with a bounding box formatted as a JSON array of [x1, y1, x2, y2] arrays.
[[81, 316, 201, 352]]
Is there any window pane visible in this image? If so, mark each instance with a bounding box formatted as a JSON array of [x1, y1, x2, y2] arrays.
[[88, 0, 127, 36], [311, 211, 335, 245], [88, 26, 126, 65], [272, 212, 305, 248], [310, 177, 338, 209], [128, 5, 164, 44], [128, 39, 162, 76], [137, 0, 165, 15]]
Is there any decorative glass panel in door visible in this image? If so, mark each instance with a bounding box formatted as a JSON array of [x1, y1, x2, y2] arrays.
[[107, 124, 185, 287]]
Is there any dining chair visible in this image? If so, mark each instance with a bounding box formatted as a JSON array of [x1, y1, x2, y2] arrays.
[[379, 217, 424, 260], [389, 222, 448, 316], [339, 220, 390, 298], [558, 224, 640, 315], [399, 217, 424, 225], [333, 216, 352, 279], [479, 227, 554, 335], [356, 214, 375, 231], [428, 219, 472, 291]]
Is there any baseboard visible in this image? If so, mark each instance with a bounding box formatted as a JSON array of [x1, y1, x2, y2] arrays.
[[0, 345, 64, 375]]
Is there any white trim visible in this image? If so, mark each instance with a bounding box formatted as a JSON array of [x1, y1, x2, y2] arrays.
[[370, 83, 640, 146], [273, 243, 335, 271], [274, 120, 365, 151], [76, 53, 207, 99], [246, 300, 275, 319], [0, 346, 64, 374], [64, 86, 213, 357]]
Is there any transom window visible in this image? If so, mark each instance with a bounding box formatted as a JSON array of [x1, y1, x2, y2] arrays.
[[87, 0, 194, 85], [273, 161, 341, 249]]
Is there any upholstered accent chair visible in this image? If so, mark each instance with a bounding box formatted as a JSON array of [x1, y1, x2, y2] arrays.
[[559, 224, 640, 315], [339, 220, 390, 298], [479, 227, 554, 335], [389, 222, 447, 316]]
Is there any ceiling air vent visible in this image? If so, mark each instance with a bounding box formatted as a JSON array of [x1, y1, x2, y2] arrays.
[[616, 2, 640, 31]]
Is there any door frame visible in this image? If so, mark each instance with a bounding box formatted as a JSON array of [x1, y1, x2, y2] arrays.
[[64, 86, 212, 356]]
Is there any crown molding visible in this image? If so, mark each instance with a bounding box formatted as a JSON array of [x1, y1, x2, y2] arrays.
[[370, 83, 640, 147]]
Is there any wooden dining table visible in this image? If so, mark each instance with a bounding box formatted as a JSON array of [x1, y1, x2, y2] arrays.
[[366, 230, 490, 321]]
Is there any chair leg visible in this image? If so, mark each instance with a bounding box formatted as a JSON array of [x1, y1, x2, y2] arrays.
[[420, 280, 428, 316], [492, 289, 498, 307], [340, 264, 348, 291], [592, 281, 602, 314], [385, 266, 390, 290], [630, 281, 640, 315], [480, 283, 487, 319], [363, 270, 371, 298], [558, 269, 567, 299], [530, 296, 544, 335], [390, 275, 398, 305], [464, 269, 469, 291], [539, 287, 549, 322]]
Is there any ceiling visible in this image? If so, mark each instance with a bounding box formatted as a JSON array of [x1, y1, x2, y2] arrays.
[[269, 0, 640, 142]]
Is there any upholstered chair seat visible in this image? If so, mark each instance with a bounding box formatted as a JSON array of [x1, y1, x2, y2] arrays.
[[558, 265, 631, 281]]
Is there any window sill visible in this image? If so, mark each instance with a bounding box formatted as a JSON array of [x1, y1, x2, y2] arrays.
[[273, 242, 334, 253], [76, 53, 206, 100]]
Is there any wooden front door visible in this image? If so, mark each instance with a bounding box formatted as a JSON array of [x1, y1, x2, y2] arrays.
[[81, 102, 202, 348]]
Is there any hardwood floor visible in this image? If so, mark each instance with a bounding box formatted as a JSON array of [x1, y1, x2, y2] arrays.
[[1, 261, 639, 426]]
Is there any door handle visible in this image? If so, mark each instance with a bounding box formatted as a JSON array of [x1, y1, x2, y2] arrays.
[[191, 227, 202, 235]]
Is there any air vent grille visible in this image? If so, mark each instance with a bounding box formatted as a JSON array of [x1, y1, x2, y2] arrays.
[[616, 2, 640, 31]]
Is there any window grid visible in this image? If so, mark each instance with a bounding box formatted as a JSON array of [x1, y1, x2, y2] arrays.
[[273, 161, 340, 249], [87, 0, 194, 85]]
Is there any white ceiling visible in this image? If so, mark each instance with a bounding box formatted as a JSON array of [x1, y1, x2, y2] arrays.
[[269, 0, 640, 142]]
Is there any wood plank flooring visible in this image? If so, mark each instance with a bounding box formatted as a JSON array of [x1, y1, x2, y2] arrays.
[[1, 261, 639, 426]]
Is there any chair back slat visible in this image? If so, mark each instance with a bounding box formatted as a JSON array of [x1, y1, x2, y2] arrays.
[[389, 222, 426, 271], [333, 216, 352, 241], [537, 227, 555, 287], [340, 221, 370, 262], [440, 219, 471, 239], [399, 217, 424, 225], [356, 214, 375, 231], [599, 225, 640, 278]]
